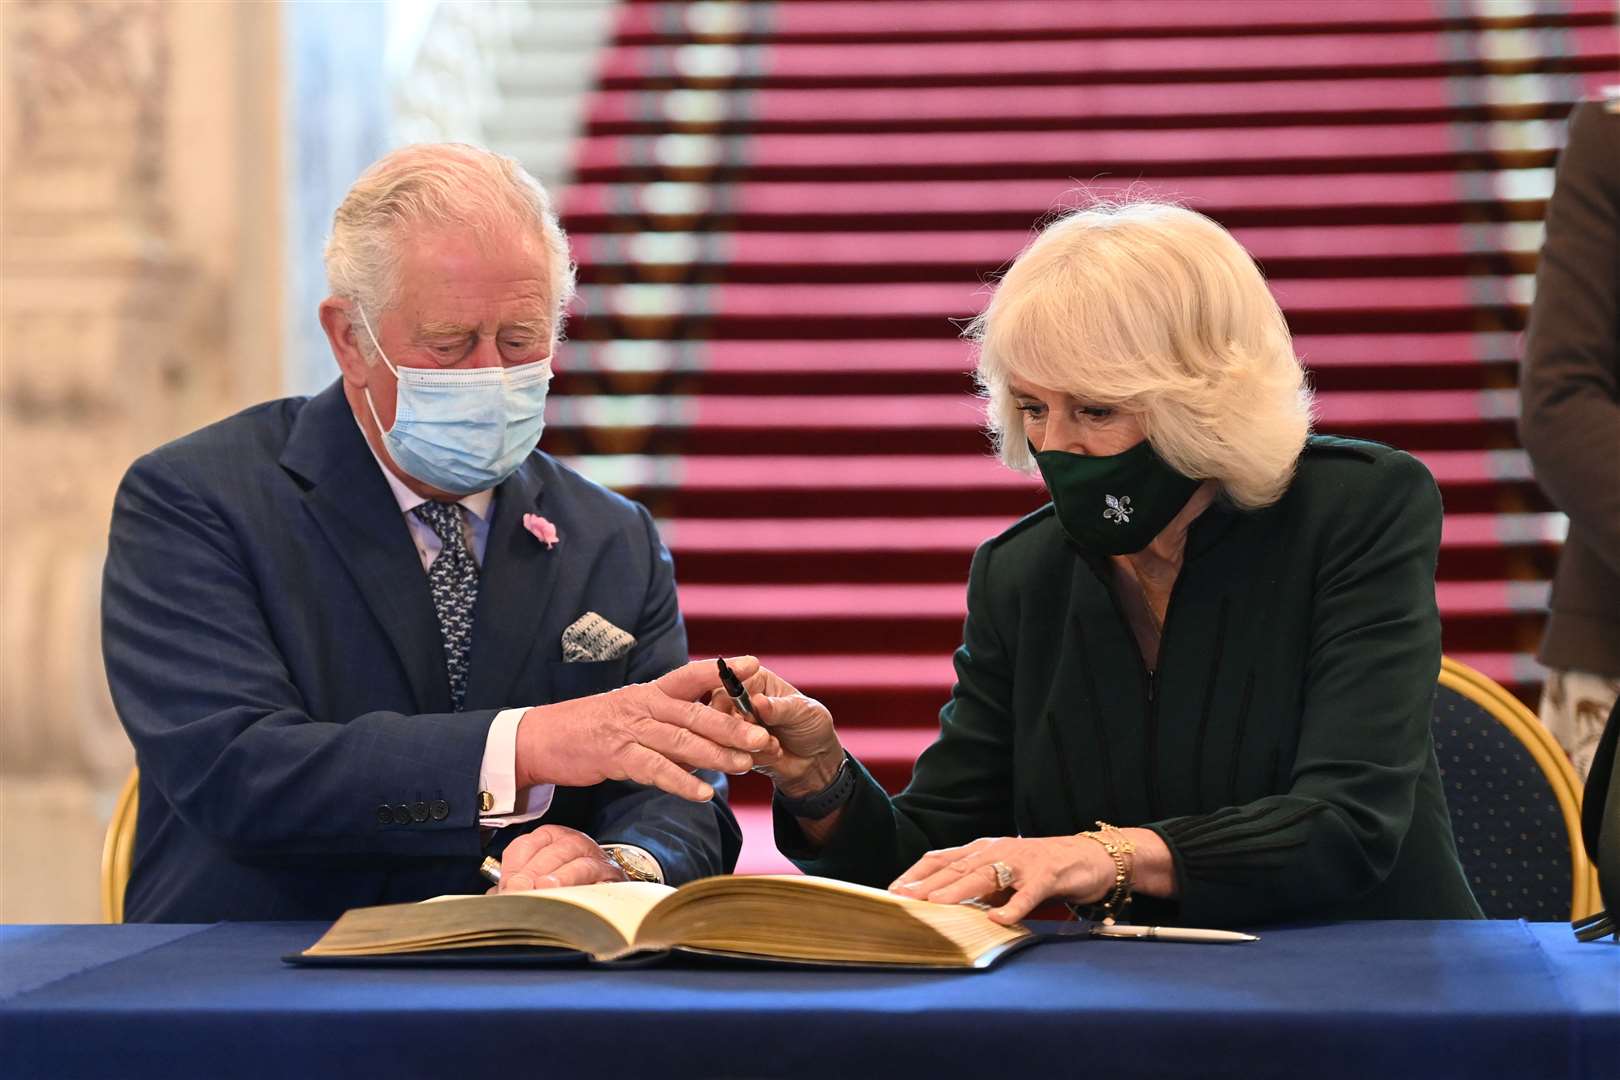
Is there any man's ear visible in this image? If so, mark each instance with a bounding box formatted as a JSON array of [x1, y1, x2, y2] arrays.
[[319, 297, 371, 388]]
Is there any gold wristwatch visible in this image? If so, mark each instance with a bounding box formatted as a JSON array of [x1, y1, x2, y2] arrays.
[[600, 843, 664, 883]]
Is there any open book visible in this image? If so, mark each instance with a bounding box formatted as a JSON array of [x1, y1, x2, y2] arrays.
[[299, 874, 1034, 970]]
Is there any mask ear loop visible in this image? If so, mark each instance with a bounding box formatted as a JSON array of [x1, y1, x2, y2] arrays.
[[353, 303, 401, 435]]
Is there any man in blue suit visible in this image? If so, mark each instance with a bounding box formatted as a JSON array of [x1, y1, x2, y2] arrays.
[[102, 144, 768, 922]]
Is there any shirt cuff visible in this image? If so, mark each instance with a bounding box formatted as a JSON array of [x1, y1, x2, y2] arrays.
[[479, 707, 555, 828]]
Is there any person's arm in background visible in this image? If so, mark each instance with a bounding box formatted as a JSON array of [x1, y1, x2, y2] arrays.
[[1519, 99, 1620, 575]]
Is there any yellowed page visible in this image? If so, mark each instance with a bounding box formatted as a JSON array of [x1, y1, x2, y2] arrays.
[[637, 874, 1032, 967], [423, 881, 674, 944]]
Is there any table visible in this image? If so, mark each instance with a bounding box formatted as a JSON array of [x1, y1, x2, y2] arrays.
[[2, 920, 1614, 1079]]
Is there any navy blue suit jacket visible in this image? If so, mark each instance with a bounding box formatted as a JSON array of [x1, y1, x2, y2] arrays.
[[102, 380, 740, 922]]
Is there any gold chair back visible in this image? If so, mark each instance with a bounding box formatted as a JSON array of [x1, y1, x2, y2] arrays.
[[1437, 657, 1599, 920], [100, 768, 139, 923]]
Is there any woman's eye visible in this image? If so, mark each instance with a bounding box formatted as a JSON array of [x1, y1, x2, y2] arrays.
[[1082, 407, 1114, 421], [1017, 404, 1045, 420]]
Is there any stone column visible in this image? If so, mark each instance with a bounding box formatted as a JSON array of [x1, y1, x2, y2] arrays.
[[0, 0, 283, 922]]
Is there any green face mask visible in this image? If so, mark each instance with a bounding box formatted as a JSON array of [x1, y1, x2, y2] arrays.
[[1034, 440, 1202, 556]]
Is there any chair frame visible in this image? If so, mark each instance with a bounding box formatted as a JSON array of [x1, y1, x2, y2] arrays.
[[100, 768, 139, 923], [1438, 656, 1599, 921]]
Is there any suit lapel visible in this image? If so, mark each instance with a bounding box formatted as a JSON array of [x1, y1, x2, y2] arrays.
[[464, 459, 560, 708], [281, 382, 452, 713]]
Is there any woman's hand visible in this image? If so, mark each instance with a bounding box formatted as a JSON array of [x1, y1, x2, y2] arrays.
[[889, 835, 1116, 925], [713, 660, 846, 799], [489, 825, 626, 894]]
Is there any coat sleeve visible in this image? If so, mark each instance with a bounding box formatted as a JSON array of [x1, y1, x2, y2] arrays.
[[1519, 100, 1620, 576], [777, 539, 1017, 886], [588, 503, 742, 883], [1143, 451, 1448, 925], [102, 452, 492, 859]]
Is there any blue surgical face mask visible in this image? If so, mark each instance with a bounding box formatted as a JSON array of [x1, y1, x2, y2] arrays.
[[355, 305, 552, 495]]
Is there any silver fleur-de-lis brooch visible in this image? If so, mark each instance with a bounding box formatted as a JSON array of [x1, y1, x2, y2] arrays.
[[1103, 494, 1133, 524]]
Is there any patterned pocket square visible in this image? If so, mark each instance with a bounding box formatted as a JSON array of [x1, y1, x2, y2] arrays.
[[561, 612, 636, 663]]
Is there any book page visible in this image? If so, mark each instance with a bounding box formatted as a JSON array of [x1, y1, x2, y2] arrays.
[[308, 882, 675, 959], [424, 881, 675, 945], [637, 874, 1031, 968], [500, 881, 675, 943]]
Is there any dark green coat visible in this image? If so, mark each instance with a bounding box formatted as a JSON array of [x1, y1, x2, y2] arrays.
[[780, 436, 1483, 927]]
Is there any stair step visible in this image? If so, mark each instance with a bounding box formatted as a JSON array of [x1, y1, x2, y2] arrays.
[[655, 512, 1564, 582], [564, 277, 1532, 339], [541, 388, 1521, 454], [610, 1, 1616, 46], [594, 28, 1616, 91], [569, 222, 1546, 284], [557, 332, 1525, 376], [560, 169, 1557, 232], [562, 448, 1549, 517], [678, 580, 1552, 655], [581, 74, 1607, 135], [552, 332, 1525, 394], [571, 121, 1576, 184]]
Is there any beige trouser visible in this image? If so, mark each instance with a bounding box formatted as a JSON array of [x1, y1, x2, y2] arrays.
[[1539, 669, 1620, 782]]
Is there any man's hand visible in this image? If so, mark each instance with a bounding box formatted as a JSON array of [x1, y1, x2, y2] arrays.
[[490, 825, 625, 893], [514, 657, 777, 802]]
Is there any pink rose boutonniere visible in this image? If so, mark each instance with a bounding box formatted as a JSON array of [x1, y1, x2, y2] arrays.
[[523, 514, 560, 550]]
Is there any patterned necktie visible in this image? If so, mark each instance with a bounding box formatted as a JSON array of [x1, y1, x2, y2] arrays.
[[413, 500, 479, 711]]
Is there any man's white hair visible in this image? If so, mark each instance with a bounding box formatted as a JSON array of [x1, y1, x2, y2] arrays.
[[324, 143, 577, 347], [969, 201, 1314, 510]]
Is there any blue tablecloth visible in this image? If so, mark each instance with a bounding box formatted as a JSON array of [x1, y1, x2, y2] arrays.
[[2, 920, 1614, 1079]]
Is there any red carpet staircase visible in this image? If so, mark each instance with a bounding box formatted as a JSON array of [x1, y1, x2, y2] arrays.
[[535, 0, 1620, 872]]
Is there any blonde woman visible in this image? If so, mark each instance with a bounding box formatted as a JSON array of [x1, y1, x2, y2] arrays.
[[740, 203, 1482, 928]]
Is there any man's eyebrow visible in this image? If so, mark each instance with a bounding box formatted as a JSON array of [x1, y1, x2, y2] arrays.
[[414, 321, 475, 339], [414, 319, 550, 338]]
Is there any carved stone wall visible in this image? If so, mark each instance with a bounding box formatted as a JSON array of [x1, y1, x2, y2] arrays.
[[0, 0, 284, 922]]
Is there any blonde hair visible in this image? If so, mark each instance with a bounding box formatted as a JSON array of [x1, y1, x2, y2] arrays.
[[324, 144, 576, 341], [968, 201, 1314, 510]]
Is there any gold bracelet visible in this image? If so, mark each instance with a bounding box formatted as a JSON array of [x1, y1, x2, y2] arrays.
[[1078, 821, 1135, 925]]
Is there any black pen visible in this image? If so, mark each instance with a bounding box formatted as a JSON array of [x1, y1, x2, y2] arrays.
[[716, 657, 759, 723]]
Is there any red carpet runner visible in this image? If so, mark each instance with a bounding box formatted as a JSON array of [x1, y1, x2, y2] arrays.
[[547, 0, 1619, 872]]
